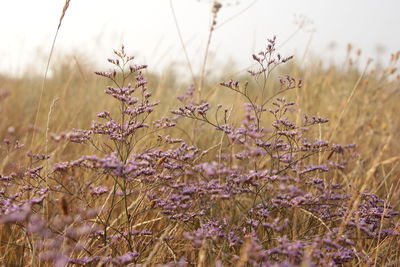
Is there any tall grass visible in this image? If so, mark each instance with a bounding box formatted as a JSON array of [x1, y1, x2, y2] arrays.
[[0, 1, 399, 266]]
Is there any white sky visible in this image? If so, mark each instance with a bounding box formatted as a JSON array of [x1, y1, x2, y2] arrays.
[[0, 0, 399, 76]]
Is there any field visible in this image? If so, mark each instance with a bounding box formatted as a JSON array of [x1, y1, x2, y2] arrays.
[[1, 2, 400, 267]]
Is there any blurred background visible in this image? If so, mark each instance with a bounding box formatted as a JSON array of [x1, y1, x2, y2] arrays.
[[1, 0, 399, 77]]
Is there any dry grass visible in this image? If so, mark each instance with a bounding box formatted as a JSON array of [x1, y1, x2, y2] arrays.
[[0, 1, 399, 266], [0, 48, 399, 265]]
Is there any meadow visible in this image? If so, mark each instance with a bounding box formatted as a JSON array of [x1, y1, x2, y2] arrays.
[[0, 2, 400, 267]]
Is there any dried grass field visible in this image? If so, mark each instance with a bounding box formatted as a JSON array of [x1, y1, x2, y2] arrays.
[[0, 1, 399, 266]]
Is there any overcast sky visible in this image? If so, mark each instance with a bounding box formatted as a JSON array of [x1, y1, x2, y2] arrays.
[[0, 0, 399, 76]]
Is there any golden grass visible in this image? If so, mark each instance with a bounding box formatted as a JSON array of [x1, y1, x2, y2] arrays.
[[0, 1, 399, 264], [0, 50, 399, 265], [1, 53, 399, 193]]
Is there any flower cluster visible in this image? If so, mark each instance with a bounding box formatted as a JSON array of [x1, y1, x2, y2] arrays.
[[0, 42, 398, 266]]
